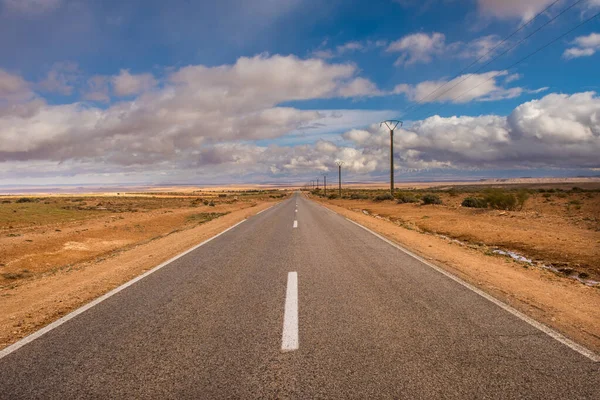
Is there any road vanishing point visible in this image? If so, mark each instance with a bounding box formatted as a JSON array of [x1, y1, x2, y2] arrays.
[[0, 193, 598, 398]]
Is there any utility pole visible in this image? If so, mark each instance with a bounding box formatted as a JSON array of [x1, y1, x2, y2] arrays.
[[381, 120, 402, 196], [316, 178, 319, 190], [336, 160, 344, 197], [323, 174, 327, 197]]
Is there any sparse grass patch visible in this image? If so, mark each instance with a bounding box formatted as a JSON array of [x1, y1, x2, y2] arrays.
[[396, 193, 419, 204], [422, 194, 442, 205], [461, 197, 488, 208], [186, 212, 228, 224], [374, 193, 395, 202]]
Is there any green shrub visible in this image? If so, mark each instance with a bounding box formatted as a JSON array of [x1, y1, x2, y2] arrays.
[[349, 192, 369, 200], [422, 194, 442, 205], [327, 193, 338, 199], [208, 201, 215, 207], [396, 193, 419, 204], [461, 197, 488, 208], [374, 193, 395, 202], [447, 188, 459, 197], [218, 193, 227, 198], [483, 189, 517, 210], [16, 198, 33, 203], [515, 190, 529, 210]]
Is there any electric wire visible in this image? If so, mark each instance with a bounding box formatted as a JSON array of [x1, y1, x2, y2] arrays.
[[400, 0, 562, 113], [401, 0, 586, 121], [412, 8, 600, 120]]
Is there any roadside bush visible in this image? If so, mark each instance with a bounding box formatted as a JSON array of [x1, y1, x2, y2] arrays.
[[16, 197, 33, 203], [396, 193, 419, 204], [421, 194, 442, 205], [373, 193, 395, 202], [461, 197, 488, 208], [203, 199, 209, 206], [218, 194, 227, 198], [327, 193, 338, 199], [483, 189, 517, 210], [349, 192, 369, 200], [208, 201, 215, 207], [515, 190, 529, 210], [447, 188, 459, 197]]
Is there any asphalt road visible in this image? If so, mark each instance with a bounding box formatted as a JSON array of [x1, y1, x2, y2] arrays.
[[0, 192, 598, 399]]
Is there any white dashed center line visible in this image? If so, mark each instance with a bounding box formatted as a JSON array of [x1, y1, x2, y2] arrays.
[[293, 220, 298, 228], [281, 272, 299, 352]]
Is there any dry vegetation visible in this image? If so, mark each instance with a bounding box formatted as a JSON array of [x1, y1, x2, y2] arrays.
[[0, 190, 287, 287], [310, 183, 600, 282]]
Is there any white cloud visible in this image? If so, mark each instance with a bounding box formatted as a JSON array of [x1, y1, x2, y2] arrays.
[[340, 92, 600, 170], [0, 69, 33, 104], [112, 69, 158, 97], [476, 0, 557, 20], [393, 71, 523, 103], [82, 75, 110, 102], [563, 32, 600, 59], [477, 0, 600, 20], [39, 61, 80, 95], [387, 32, 506, 67], [0, 54, 380, 166], [1, 56, 598, 183], [312, 40, 388, 59], [387, 32, 446, 66]]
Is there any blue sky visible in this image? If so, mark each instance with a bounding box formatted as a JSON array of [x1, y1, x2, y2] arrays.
[[0, 0, 599, 185]]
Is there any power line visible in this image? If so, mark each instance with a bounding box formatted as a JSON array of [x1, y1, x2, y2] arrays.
[[415, 8, 600, 120], [403, 0, 585, 121], [401, 0, 562, 114]]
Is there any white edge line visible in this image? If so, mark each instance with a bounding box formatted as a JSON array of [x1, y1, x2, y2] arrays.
[[0, 218, 247, 360], [341, 217, 599, 362], [281, 271, 299, 352]]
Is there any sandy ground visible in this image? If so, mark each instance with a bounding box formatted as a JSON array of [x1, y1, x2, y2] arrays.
[[0, 199, 276, 349], [313, 196, 600, 353]]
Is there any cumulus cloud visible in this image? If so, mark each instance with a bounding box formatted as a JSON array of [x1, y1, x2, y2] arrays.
[[112, 69, 157, 97], [0, 69, 33, 104], [82, 75, 110, 102], [1, 55, 598, 183], [393, 71, 525, 103], [563, 32, 600, 59], [387, 32, 446, 66], [39, 61, 80, 95], [387, 32, 505, 66], [0, 54, 381, 166], [342, 92, 600, 169]]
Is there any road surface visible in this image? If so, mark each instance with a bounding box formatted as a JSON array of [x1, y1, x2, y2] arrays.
[[0, 193, 598, 398]]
